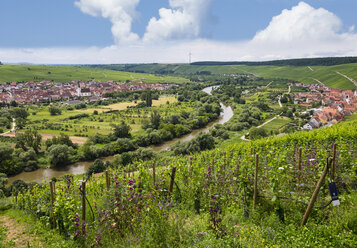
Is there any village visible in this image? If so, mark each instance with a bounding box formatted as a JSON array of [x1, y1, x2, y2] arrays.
[[0, 80, 178, 104], [291, 82, 357, 130]]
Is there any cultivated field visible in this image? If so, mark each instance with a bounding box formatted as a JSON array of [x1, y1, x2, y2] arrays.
[[0, 65, 187, 83], [25, 96, 188, 137], [103, 63, 357, 90]]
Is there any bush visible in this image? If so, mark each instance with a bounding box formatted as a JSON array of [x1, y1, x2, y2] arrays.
[[47, 144, 74, 167], [87, 159, 106, 177], [10, 179, 28, 194]]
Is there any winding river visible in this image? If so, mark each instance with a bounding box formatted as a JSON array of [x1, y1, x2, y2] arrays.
[[8, 86, 233, 184]]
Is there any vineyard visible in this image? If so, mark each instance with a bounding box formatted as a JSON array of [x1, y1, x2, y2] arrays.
[[14, 120, 357, 247]]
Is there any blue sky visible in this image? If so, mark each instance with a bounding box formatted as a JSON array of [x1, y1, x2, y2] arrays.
[[0, 0, 357, 63]]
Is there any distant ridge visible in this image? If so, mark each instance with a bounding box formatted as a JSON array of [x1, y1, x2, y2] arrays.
[[191, 57, 357, 67]]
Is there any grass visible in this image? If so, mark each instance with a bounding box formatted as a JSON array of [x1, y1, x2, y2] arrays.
[[25, 96, 188, 137], [0, 208, 78, 248], [78, 96, 178, 114], [108, 63, 357, 90], [346, 113, 357, 122], [261, 117, 292, 131], [0, 64, 187, 84]]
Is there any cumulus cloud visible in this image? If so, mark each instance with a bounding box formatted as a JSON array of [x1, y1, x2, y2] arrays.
[[2, 1, 357, 64], [143, 0, 213, 43], [74, 0, 140, 44], [253, 1, 343, 43]]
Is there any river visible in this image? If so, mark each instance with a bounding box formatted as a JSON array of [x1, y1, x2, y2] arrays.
[[8, 86, 233, 184]]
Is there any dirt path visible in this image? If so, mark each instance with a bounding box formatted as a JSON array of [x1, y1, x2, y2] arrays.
[[0, 118, 15, 135], [336, 71, 357, 87], [0, 215, 42, 247], [308, 66, 314, 71], [311, 78, 325, 86]]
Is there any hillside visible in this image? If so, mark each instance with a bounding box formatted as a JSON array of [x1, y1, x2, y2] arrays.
[[92, 60, 357, 90], [0, 64, 187, 83], [2, 120, 357, 247]]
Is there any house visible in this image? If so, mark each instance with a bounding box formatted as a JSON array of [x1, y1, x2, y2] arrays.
[[77, 87, 91, 97]]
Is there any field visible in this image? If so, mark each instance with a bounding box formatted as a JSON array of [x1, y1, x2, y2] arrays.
[[0, 64, 187, 83], [259, 116, 291, 131], [7, 120, 357, 247], [25, 96, 187, 137], [104, 63, 357, 90]]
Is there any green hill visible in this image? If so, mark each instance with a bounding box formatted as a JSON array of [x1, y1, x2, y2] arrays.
[[92, 60, 357, 90], [3, 120, 357, 247], [0, 64, 187, 83]]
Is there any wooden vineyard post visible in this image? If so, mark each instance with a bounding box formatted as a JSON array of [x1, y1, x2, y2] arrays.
[[152, 162, 156, 186], [50, 181, 56, 229], [81, 180, 86, 232], [298, 147, 302, 171], [105, 170, 110, 191], [168, 166, 177, 199], [331, 144, 337, 180], [253, 154, 259, 210], [300, 158, 331, 226]]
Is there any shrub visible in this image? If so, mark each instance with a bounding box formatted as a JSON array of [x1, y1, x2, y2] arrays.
[[87, 159, 106, 177]]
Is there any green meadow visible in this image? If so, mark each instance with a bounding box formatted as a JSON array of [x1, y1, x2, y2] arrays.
[[0, 64, 187, 83], [105, 63, 357, 90], [26, 96, 188, 138]]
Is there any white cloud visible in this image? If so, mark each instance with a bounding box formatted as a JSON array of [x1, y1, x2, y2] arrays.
[[2, 1, 357, 64], [143, 0, 212, 43], [253, 1, 343, 43], [74, 0, 140, 44]]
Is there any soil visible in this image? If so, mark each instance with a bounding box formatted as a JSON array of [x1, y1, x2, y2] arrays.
[[0, 215, 43, 247]]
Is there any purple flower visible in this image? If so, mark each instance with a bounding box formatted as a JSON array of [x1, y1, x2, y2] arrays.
[[211, 195, 217, 201]]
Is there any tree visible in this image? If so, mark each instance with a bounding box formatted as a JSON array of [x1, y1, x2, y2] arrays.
[[249, 128, 268, 140], [141, 90, 152, 107], [45, 133, 77, 149], [18, 148, 38, 172], [0, 117, 10, 129], [0, 144, 19, 176], [47, 144, 74, 167], [11, 108, 29, 129], [15, 129, 42, 153], [10, 100, 18, 107], [49, 105, 62, 116], [150, 110, 161, 129], [116, 138, 138, 153], [87, 159, 106, 177], [111, 122, 131, 138]]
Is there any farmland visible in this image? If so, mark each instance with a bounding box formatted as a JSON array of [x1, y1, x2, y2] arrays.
[[24, 96, 180, 137], [0, 64, 187, 84], [5, 119, 357, 247], [99, 62, 357, 90]]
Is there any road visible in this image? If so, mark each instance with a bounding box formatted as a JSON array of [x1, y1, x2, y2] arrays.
[[311, 78, 325, 86], [336, 71, 357, 87]]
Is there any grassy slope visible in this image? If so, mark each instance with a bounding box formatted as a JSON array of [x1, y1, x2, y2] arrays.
[[113, 63, 357, 90], [0, 65, 187, 83], [185, 64, 357, 90]]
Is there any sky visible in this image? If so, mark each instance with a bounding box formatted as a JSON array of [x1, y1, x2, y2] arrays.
[[0, 0, 357, 64]]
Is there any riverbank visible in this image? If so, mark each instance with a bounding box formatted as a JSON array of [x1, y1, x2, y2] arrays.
[[8, 86, 234, 184]]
